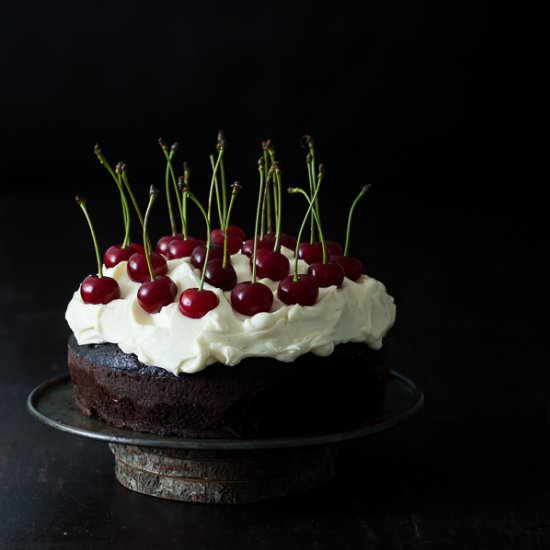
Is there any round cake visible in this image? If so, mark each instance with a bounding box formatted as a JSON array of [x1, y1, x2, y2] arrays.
[[66, 251, 396, 438], [66, 136, 396, 439]]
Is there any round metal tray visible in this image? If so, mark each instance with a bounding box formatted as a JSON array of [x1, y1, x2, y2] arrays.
[[27, 371, 423, 503]]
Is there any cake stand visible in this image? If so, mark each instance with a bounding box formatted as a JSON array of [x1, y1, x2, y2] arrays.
[[27, 371, 423, 504]]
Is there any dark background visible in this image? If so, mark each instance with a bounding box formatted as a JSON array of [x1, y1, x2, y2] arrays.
[[1, 2, 548, 549]]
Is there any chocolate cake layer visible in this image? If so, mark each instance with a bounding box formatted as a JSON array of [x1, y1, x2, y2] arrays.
[[68, 335, 389, 438]]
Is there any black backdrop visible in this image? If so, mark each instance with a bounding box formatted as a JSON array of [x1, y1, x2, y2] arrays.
[[1, 2, 549, 549]]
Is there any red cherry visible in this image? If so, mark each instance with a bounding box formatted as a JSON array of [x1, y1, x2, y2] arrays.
[[298, 242, 324, 264], [137, 275, 177, 313], [179, 288, 219, 319], [127, 252, 168, 282], [325, 240, 343, 255], [329, 255, 363, 281], [211, 233, 243, 255], [307, 262, 345, 288], [204, 258, 237, 290], [280, 233, 297, 250], [264, 232, 297, 251], [191, 243, 225, 269], [167, 237, 205, 259], [277, 275, 319, 306], [156, 234, 183, 255], [80, 275, 120, 304], [103, 243, 144, 268], [230, 282, 273, 316], [252, 249, 290, 281], [241, 238, 273, 257], [211, 225, 246, 241]]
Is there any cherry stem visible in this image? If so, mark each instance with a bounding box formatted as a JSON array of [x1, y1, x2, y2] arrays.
[[163, 146, 177, 236], [252, 159, 266, 283], [208, 150, 224, 228], [268, 146, 278, 233], [289, 179, 325, 279], [218, 130, 228, 224], [119, 164, 144, 229], [160, 141, 186, 238], [273, 164, 283, 252], [143, 187, 158, 282], [344, 184, 371, 256], [209, 154, 224, 229], [259, 165, 273, 241], [222, 182, 241, 268], [306, 154, 316, 243], [94, 145, 131, 248], [184, 189, 211, 291], [76, 196, 103, 278], [263, 148, 272, 235], [183, 162, 190, 237]]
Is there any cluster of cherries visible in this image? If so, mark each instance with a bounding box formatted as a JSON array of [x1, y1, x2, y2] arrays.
[[77, 134, 370, 320]]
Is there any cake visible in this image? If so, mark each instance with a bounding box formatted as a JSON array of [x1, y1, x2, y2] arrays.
[[65, 136, 396, 438]]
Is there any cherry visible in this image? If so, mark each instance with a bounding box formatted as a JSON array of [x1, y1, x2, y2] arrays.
[[265, 231, 297, 251], [179, 288, 219, 319], [277, 275, 318, 306], [325, 240, 343, 255], [75, 195, 121, 305], [137, 275, 177, 313], [204, 258, 237, 290], [211, 232, 243, 255], [212, 225, 245, 241], [252, 249, 289, 281], [298, 242, 324, 264], [127, 251, 168, 283], [307, 262, 345, 288], [231, 282, 273, 316], [103, 242, 144, 268], [280, 233, 297, 250], [80, 275, 120, 305], [156, 234, 183, 255], [329, 255, 363, 281], [191, 242, 225, 269], [167, 237, 204, 259], [241, 238, 273, 257]]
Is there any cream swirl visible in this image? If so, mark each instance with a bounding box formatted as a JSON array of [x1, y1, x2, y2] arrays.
[[65, 248, 396, 374]]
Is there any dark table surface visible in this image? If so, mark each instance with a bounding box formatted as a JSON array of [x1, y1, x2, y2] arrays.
[[1, 185, 548, 550]]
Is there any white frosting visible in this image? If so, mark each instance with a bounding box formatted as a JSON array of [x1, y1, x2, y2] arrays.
[[65, 247, 396, 375]]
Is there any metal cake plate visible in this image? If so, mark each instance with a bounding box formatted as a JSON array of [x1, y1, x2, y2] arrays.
[[27, 371, 423, 504]]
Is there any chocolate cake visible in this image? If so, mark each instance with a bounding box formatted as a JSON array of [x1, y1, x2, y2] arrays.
[[68, 335, 390, 438], [66, 136, 396, 441]]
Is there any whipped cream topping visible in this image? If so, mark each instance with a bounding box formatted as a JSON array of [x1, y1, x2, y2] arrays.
[[65, 247, 396, 374]]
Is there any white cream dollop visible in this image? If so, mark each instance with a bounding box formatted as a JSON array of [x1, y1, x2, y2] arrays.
[[65, 248, 396, 375]]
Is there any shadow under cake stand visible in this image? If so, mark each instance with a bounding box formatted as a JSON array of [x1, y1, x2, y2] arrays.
[[27, 371, 423, 504]]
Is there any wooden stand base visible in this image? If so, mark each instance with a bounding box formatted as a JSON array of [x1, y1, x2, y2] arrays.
[[110, 443, 337, 504]]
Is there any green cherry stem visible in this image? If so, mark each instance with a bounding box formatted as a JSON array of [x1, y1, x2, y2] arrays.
[[218, 130, 228, 225], [118, 163, 144, 229], [222, 182, 242, 268], [159, 140, 186, 238], [252, 158, 266, 284], [182, 162, 191, 236], [291, 187, 326, 265], [262, 144, 272, 235], [209, 154, 224, 229], [162, 143, 176, 236], [75, 196, 103, 278], [306, 153, 316, 243], [181, 186, 211, 291], [94, 144, 131, 247], [344, 184, 372, 256], [143, 186, 158, 282], [208, 149, 224, 228], [259, 165, 273, 240], [273, 162, 283, 252]]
